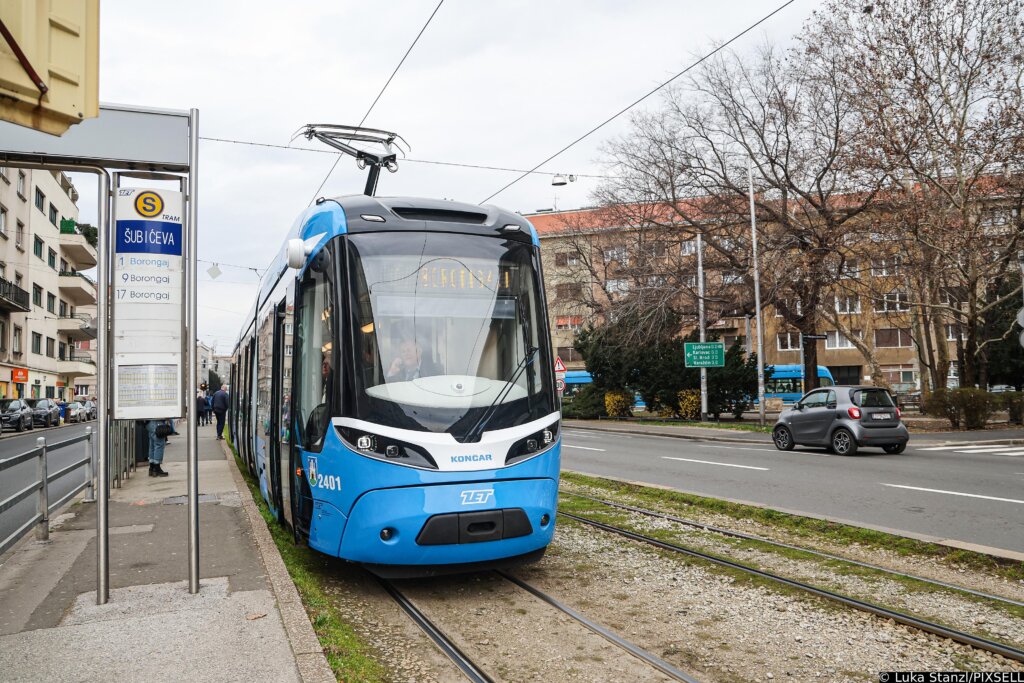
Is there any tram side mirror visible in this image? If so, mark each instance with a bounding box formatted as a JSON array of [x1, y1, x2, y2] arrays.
[[286, 239, 306, 269]]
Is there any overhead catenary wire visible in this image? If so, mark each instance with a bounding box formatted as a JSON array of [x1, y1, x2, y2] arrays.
[[198, 136, 612, 179], [479, 0, 797, 204], [307, 0, 445, 205]]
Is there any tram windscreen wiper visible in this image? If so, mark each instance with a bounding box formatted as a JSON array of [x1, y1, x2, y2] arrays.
[[462, 345, 538, 443]]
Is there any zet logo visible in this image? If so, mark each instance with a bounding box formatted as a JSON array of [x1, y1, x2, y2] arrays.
[[460, 489, 494, 505], [135, 191, 164, 218], [307, 456, 318, 487]]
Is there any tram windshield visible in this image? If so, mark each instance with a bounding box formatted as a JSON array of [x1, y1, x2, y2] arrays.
[[347, 232, 554, 438]]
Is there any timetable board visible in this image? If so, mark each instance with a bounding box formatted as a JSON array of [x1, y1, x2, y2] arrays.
[[112, 187, 184, 419]]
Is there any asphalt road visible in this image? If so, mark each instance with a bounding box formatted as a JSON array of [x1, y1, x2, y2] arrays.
[[0, 422, 97, 552], [560, 427, 1024, 555]]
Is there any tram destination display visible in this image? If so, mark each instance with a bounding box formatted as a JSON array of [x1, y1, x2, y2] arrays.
[[112, 188, 184, 419]]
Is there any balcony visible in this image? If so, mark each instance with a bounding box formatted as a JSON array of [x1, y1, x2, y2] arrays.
[[57, 315, 96, 341], [58, 272, 97, 306], [59, 232, 98, 269], [0, 277, 30, 313], [58, 352, 95, 378]]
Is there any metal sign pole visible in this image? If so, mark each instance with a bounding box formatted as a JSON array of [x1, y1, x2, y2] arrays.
[[95, 169, 111, 605], [748, 161, 766, 427], [697, 232, 708, 421], [186, 108, 200, 594]]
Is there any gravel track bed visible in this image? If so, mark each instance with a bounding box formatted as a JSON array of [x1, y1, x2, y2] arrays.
[[396, 572, 680, 682], [517, 522, 1024, 682], [561, 481, 1024, 604]]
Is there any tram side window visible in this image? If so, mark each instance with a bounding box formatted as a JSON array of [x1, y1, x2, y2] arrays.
[[295, 248, 336, 452]]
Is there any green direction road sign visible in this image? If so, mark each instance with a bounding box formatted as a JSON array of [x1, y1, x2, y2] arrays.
[[684, 342, 725, 368]]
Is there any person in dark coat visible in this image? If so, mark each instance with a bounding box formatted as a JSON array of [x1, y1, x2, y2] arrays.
[[212, 384, 230, 440]]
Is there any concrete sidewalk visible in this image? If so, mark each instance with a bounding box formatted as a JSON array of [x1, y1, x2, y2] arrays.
[[0, 421, 333, 683], [564, 418, 1024, 446]]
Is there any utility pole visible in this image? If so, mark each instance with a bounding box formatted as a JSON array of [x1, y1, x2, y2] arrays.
[[748, 161, 766, 426], [697, 231, 708, 421]]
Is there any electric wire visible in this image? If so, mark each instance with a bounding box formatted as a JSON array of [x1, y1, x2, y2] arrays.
[[479, 0, 797, 203], [307, 0, 445, 205], [199, 135, 611, 178]]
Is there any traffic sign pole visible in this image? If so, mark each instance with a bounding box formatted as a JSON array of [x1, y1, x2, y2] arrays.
[[697, 232, 707, 421]]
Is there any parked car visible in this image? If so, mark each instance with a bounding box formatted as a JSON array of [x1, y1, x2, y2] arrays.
[[65, 401, 86, 423], [80, 400, 96, 420], [27, 398, 61, 427], [0, 398, 34, 432], [772, 386, 910, 455]]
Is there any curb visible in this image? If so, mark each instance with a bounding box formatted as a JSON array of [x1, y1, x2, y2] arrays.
[[221, 440, 335, 683]]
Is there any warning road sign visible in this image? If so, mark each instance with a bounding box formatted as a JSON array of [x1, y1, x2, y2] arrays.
[[554, 356, 567, 373]]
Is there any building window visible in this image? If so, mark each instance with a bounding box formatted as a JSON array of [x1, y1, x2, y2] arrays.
[[556, 346, 584, 363], [775, 299, 803, 317], [554, 251, 580, 267], [59, 258, 68, 273], [15, 221, 24, 248], [874, 328, 913, 348], [556, 282, 583, 299], [31, 332, 42, 354], [945, 324, 963, 342], [48, 203, 58, 226], [870, 257, 901, 277], [13, 326, 22, 354], [35, 187, 45, 211], [0, 205, 6, 236], [33, 236, 43, 259], [826, 329, 861, 349], [45, 337, 55, 357], [606, 278, 630, 295], [835, 294, 861, 314], [980, 208, 1012, 235], [555, 315, 584, 331], [840, 260, 859, 279], [48, 249, 56, 269], [0, 264, 5, 279], [777, 331, 801, 351], [284, 322, 292, 335], [724, 334, 746, 348], [58, 300, 67, 317], [32, 285, 42, 307], [14, 272, 22, 287], [17, 172, 26, 197], [58, 341, 67, 360], [684, 274, 697, 288], [0, 320, 6, 351], [881, 364, 917, 387], [284, 344, 292, 357], [46, 292, 55, 313], [875, 290, 910, 313], [602, 245, 629, 265], [680, 239, 696, 256]]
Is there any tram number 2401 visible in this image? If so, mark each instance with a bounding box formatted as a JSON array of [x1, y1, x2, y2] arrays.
[[315, 474, 341, 491]]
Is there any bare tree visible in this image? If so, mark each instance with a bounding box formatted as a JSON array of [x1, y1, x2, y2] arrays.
[[811, 0, 1024, 388]]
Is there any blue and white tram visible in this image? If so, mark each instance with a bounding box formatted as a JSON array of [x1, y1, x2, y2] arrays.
[[230, 195, 560, 575]]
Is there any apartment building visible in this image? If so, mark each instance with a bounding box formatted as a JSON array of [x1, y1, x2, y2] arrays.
[[528, 206, 962, 393], [0, 167, 97, 400]]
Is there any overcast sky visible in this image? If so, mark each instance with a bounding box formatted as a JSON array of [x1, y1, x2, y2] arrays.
[[70, 0, 820, 354]]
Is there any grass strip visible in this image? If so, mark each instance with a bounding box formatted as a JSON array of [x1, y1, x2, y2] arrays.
[[226, 434, 388, 682], [561, 471, 1024, 583]]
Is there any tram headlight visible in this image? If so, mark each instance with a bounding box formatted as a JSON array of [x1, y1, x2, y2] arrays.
[[356, 435, 376, 451], [542, 430, 553, 445]]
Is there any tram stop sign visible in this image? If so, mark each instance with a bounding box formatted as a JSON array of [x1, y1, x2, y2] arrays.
[[684, 342, 726, 368]]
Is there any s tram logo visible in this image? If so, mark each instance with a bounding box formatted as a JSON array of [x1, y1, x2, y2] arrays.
[[460, 489, 494, 506], [307, 456, 318, 486], [134, 191, 164, 218]]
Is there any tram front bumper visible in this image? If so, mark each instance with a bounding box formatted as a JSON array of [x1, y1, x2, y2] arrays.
[[337, 477, 558, 566]]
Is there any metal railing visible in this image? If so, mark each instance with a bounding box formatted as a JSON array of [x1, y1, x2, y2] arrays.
[[0, 276, 31, 311], [108, 420, 137, 489], [0, 427, 95, 556]]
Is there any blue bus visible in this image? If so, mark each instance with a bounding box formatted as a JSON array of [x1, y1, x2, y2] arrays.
[[763, 365, 835, 404], [231, 195, 560, 576]]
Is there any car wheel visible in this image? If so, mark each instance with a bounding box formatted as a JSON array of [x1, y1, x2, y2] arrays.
[[15, 418, 23, 432], [772, 426, 795, 451], [883, 443, 906, 454], [831, 428, 857, 456]]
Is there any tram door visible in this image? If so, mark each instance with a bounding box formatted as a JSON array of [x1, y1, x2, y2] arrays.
[[271, 299, 293, 526]]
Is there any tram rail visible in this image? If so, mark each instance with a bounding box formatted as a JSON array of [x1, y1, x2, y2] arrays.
[[558, 510, 1024, 665]]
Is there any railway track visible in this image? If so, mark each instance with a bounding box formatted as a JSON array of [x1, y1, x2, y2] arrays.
[[561, 490, 1024, 609], [377, 572, 703, 683], [558, 509, 1024, 665]]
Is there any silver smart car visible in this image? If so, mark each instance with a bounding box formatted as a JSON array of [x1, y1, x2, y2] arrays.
[[772, 385, 910, 455]]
